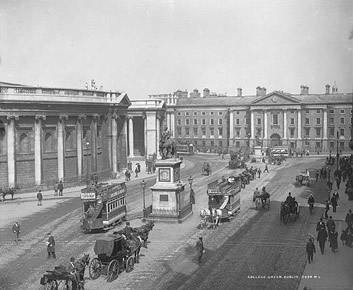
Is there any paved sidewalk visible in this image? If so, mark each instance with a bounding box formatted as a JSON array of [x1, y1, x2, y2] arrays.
[[298, 183, 353, 290]]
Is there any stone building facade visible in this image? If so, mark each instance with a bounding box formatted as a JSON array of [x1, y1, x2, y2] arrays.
[[0, 82, 165, 189], [150, 84, 353, 154]]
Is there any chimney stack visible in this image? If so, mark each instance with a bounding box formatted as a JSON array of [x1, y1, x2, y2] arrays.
[[325, 84, 330, 94], [237, 87, 242, 97], [262, 87, 267, 95], [203, 88, 210, 98], [332, 82, 338, 94], [300, 85, 309, 95], [256, 86, 266, 96]]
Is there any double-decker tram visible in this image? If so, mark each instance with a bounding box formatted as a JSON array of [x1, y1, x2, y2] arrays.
[[80, 182, 127, 233]]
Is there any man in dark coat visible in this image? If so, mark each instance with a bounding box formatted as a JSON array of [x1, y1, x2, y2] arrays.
[[317, 228, 328, 254], [330, 193, 338, 213], [264, 164, 269, 173], [46, 233, 56, 258], [12, 222, 20, 243], [306, 238, 316, 263], [329, 231, 338, 253], [326, 216, 336, 239], [345, 210, 353, 228], [37, 190, 43, 206], [316, 217, 326, 232], [58, 181, 64, 196], [195, 236, 204, 264]]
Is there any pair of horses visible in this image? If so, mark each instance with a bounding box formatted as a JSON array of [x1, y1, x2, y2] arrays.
[[280, 201, 299, 224], [0, 185, 20, 201]]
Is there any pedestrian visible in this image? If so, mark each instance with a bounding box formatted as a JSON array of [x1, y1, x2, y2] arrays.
[[264, 164, 269, 173], [316, 217, 326, 232], [195, 236, 205, 264], [315, 171, 319, 182], [53, 182, 58, 196], [37, 190, 43, 206], [330, 194, 338, 213], [324, 200, 330, 219], [340, 229, 347, 246], [345, 210, 353, 228], [327, 180, 333, 191], [190, 189, 195, 204], [326, 216, 336, 239], [46, 232, 56, 258], [137, 163, 141, 173], [135, 165, 139, 177], [58, 180, 64, 196], [257, 168, 262, 178], [12, 221, 21, 243], [317, 228, 328, 254], [306, 237, 316, 263], [329, 230, 338, 253], [125, 170, 129, 182], [335, 176, 341, 190]]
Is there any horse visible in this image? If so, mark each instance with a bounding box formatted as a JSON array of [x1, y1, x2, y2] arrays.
[[0, 185, 20, 201], [280, 202, 291, 224], [159, 137, 176, 159], [132, 221, 155, 248], [121, 234, 141, 264], [74, 254, 90, 289]]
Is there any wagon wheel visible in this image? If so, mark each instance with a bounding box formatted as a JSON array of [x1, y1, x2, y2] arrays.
[[107, 259, 119, 282], [45, 280, 58, 290], [126, 256, 135, 273], [89, 258, 102, 280]]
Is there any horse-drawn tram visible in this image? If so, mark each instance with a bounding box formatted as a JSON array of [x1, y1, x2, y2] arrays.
[[80, 182, 127, 233], [207, 176, 241, 219]]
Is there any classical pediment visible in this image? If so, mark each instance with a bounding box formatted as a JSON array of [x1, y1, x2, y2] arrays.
[[251, 91, 301, 105]]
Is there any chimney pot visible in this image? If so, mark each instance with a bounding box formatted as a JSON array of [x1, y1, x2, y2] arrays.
[[325, 84, 330, 94], [237, 88, 242, 97]]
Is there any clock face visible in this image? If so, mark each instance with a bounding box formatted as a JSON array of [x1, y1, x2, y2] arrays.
[[159, 168, 171, 182]]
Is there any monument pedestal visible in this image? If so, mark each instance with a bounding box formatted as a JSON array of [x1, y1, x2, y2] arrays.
[[148, 159, 193, 223]]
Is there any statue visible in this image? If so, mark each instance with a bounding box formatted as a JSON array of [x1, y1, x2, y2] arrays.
[[159, 125, 176, 159]]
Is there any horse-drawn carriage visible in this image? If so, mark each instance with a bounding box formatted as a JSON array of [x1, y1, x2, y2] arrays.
[[295, 172, 311, 186], [280, 200, 300, 224], [202, 162, 212, 176], [253, 189, 270, 210], [40, 254, 90, 290], [89, 234, 140, 282], [0, 185, 20, 201]]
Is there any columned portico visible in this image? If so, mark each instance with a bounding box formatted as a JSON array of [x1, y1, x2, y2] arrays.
[[112, 112, 118, 173], [7, 115, 17, 187], [57, 115, 68, 181], [35, 115, 46, 185], [283, 109, 287, 140], [128, 116, 134, 157]]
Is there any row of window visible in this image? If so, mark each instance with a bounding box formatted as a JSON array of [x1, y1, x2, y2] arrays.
[[177, 127, 224, 136], [107, 196, 126, 213], [177, 118, 224, 126], [177, 111, 224, 116]]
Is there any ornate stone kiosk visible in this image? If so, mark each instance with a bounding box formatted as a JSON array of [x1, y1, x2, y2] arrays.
[[148, 126, 193, 223]]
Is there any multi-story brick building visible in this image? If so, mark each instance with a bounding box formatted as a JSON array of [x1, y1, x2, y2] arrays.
[[150, 84, 353, 154]]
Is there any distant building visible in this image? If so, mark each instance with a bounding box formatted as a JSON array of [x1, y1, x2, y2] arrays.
[[150, 84, 353, 154]]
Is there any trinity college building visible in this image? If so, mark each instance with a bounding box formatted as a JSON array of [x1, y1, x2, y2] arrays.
[[150, 84, 352, 154], [0, 81, 352, 189]]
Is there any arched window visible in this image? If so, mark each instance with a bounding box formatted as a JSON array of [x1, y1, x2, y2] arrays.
[[44, 132, 54, 152], [19, 133, 29, 153]]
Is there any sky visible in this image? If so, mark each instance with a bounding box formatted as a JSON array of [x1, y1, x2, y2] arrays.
[[0, 0, 352, 99]]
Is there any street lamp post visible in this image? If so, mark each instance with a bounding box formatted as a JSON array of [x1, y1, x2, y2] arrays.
[[86, 141, 90, 188], [188, 176, 194, 204], [336, 131, 339, 172], [177, 181, 183, 221], [141, 179, 146, 218]]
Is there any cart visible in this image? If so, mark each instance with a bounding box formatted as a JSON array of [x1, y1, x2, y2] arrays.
[[295, 173, 311, 186], [88, 234, 138, 282]]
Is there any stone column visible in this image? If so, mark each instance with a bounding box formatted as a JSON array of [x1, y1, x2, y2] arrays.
[[111, 112, 118, 173], [297, 109, 302, 139], [57, 115, 68, 181], [128, 116, 134, 157], [35, 115, 46, 186], [229, 111, 234, 143], [264, 110, 268, 139], [143, 114, 147, 156], [91, 115, 99, 172], [283, 109, 287, 139], [106, 111, 112, 169], [250, 110, 255, 139], [322, 109, 328, 152], [6, 115, 18, 187], [77, 115, 86, 177], [171, 112, 175, 137], [146, 112, 157, 157], [156, 116, 161, 154]]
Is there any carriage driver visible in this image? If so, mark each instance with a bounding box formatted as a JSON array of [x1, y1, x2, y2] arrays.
[[286, 192, 294, 203], [68, 257, 81, 286]]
